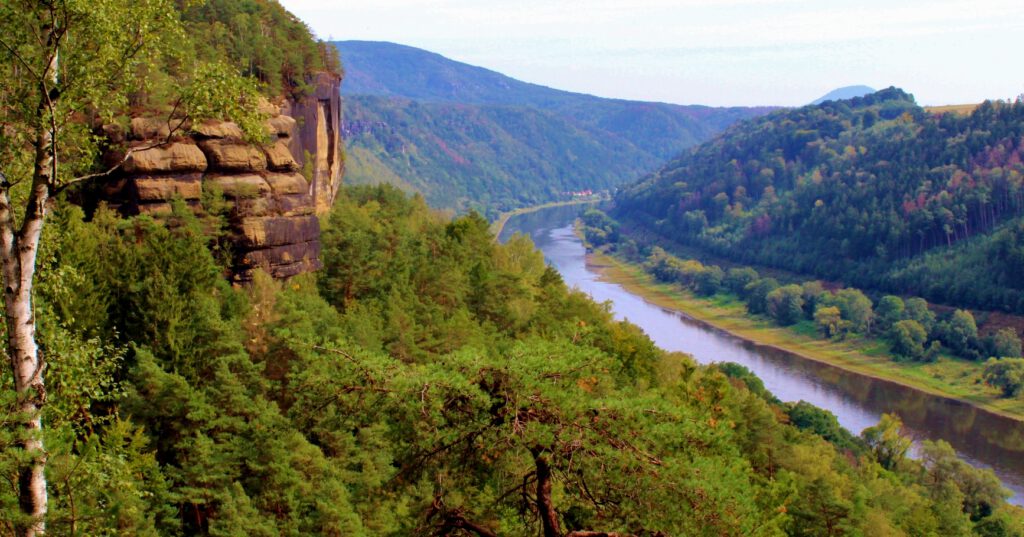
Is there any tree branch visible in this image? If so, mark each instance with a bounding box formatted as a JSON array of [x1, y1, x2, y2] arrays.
[[565, 528, 634, 532], [55, 101, 190, 193], [0, 37, 39, 80], [54, 139, 167, 192], [439, 513, 498, 537]]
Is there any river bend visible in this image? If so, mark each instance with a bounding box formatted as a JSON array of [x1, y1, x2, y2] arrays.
[[499, 204, 1024, 505]]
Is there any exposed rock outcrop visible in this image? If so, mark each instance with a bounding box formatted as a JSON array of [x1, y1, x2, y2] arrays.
[[93, 73, 343, 281], [281, 72, 344, 215]]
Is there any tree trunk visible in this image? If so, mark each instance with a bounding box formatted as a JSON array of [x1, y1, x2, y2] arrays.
[[2, 163, 50, 537], [533, 449, 561, 537], [1, 28, 58, 536]]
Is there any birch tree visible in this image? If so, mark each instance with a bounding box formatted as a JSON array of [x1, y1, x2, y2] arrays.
[[0, 1, 260, 534]]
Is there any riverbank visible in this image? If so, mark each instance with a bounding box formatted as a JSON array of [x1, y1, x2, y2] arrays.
[[490, 198, 601, 238], [586, 249, 1024, 423]]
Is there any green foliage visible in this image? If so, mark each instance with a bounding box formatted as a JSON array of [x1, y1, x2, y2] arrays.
[[786, 401, 863, 454], [343, 95, 651, 215], [991, 328, 1023, 358], [580, 208, 621, 247], [983, 358, 1024, 397], [862, 413, 912, 471], [906, 297, 938, 331], [181, 0, 341, 98], [716, 362, 779, 403], [25, 4, 1006, 536], [745, 277, 779, 315], [612, 89, 1024, 313], [889, 319, 930, 362], [800, 281, 827, 316], [179, 62, 268, 142], [767, 284, 805, 325], [694, 264, 725, 296], [974, 505, 1024, 536], [814, 305, 845, 338], [0, 0, 186, 187], [919, 439, 1009, 521], [826, 288, 875, 334], [1, 184, 1009, 533], [726, 266, 760, 296], [615, 240, 989, 365], [938, 309, 982, 360], [875, 295, 906, 333]]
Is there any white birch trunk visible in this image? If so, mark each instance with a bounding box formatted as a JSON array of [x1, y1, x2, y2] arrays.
[[1, 25, 58, 536]]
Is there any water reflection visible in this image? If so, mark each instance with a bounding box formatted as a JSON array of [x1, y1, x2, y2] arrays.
[[500, 204, 1024, 504]]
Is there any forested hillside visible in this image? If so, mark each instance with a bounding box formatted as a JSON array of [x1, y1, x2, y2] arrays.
[[3, 185, 1020, 535], [4, 1, 1024, 535], [335, 41, 772, 214], [343, 95, 656, 211], [613, 88, 1024, 312]]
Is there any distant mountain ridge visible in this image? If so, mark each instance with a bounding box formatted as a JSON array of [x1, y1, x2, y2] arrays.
[[333, 40, 773, 213], [811, 85, 876, 105]]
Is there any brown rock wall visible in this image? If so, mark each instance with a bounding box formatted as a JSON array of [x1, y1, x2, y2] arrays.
[[281, 72, 343, 215], [194, 120, 244, 139], [199, 139, 268, 172], [263, 142, 299, 172], [238, 215, 320, 248], [91, 73, 342, 281], [133, 173, 203, 201], [204, 173, 272, 199], [123, 143, 207, 174]]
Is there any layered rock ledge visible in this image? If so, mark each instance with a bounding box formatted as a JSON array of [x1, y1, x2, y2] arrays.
[[91, 74, 343, 281]]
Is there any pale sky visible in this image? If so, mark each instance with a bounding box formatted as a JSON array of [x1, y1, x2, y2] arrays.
[[280, 0, 1024, 107]]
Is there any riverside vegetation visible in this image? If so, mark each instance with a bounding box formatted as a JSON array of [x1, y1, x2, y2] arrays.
[[612, 89, 1024, 314], [2, 1, 1023, 535], [581, 207, 1024, 418]]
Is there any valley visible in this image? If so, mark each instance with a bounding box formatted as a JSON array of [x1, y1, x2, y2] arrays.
[[500, 203, 1024, 504], [2, 0, 1023, 533], [335, 40, 773, 215]]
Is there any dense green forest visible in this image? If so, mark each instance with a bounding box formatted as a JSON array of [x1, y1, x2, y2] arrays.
[[335, 41, 771, 214], [612, 89, 1024, 312], [2, 185, 1021, 535], [180, 0, 342, 97], [3, 1, 1024, 534]]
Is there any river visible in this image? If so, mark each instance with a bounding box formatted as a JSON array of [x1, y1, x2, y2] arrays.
[[498, 203, 1024, 505]]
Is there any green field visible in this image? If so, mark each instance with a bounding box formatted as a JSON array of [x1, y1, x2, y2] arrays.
[[587, 249, 1024, 422]]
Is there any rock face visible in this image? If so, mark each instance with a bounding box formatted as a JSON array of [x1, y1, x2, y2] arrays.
[[95, 73, 344, 280], [281, 72, 344, 215]]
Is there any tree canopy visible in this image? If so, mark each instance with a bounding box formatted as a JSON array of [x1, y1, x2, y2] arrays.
[[613, 89, 1024, 312]]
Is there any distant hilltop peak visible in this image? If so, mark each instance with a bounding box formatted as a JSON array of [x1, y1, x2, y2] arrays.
[[811, 85, 877, 105]]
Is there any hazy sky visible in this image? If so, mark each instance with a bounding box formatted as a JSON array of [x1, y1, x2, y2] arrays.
[[281, 0, 1023, 107]]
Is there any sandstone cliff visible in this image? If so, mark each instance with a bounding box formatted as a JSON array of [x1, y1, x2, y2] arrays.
[[95, 74, 343, 280]]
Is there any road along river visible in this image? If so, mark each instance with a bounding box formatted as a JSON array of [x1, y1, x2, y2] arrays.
[[499, 203, 1024, 505]]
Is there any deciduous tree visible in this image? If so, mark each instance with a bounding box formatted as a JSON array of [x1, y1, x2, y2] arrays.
[[766, 284, 804, 325], [983, 358, 1024, 397], [0, 2, 260, 532]]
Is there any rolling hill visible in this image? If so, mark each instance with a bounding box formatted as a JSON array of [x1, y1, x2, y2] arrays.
[[611, 88, 1024, 312], [334, 40, 773, 214]]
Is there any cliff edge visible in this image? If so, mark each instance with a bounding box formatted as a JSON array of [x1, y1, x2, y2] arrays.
[[95, 74, 343, 281]]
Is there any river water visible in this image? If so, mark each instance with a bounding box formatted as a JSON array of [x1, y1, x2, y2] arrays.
[[499, 204, 1024, 505]]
